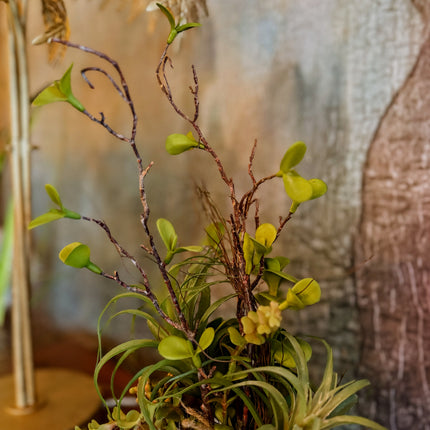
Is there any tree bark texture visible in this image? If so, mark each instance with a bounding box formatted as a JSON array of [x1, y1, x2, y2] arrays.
[[356, 1, 430, 428]]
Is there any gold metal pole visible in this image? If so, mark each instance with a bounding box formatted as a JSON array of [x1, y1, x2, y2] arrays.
[[7, 0, 36, 411]]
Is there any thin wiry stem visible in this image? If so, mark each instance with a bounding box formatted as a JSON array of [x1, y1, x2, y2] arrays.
[[49, 38, 192, 336], [50, 38, 139, 151], [81, 215, 183, 331]]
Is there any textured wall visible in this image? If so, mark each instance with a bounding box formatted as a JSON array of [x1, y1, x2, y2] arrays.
[[11, 1, 428, 427], [356, 1, 430, 428]]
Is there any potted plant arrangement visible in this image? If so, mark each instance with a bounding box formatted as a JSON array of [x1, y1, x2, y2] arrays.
[[29, 5, 386, 430]]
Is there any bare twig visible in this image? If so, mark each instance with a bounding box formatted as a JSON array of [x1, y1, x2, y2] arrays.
[[50, 38, 139, 156], [81, 67, 127, 101]]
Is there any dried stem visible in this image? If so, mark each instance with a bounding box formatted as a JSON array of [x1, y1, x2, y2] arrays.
[[49, 38, 194, 336], [80, 215, 182, 330], [156, 44, 237, 208]]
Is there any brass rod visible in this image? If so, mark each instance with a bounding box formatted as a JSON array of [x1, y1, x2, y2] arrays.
[[7, 0, 36, 410]]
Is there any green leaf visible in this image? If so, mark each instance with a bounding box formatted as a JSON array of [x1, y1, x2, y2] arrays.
[[264, 266, 297, 284], [33, 64, 85, 112], [59, 242, 102, 274], [273, 337, 312, 367], [156, 2, 175, 29], [282, 172, 313, 203], [156, 218, 178, 252], [309, 178, 328, 199], [199, 294, 236, 325], [28, 209, 65, 230], [228, 327, 247, 347], [280, 278, 321, 310], [322, 415, 387, 430], [32, 82, 68, 106], [158, 335, 194, 360], [167, 29, 178, 44], [174, 245, 203, 254], [165, 133, 200, 155], [255, 223, 277, 248], [58, 64, 74, 96], [291, 278, 321, 306], [328, 394, 358, 418], [198, 327, 215, 351], [263, 257, 290, 296], [279, 141, 307, 173], [205, 222, 225, 247], [63, 208, 82, 220], [176, 22, 202, 33], [243, 233, 255, 275], [59, 242, 90, 268], [45, 184, 63, 208]]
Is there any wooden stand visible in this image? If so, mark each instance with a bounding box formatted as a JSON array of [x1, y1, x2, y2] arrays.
[[0, 368, 100, 429]]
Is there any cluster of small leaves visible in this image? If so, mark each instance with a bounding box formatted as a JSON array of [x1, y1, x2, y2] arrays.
[[31, 5, 386, 430]]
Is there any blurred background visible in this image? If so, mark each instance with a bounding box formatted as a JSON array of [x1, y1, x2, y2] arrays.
[[1, 1, 429, 428]]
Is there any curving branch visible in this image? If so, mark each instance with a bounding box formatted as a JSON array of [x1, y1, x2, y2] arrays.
[[50, 38, 139, 152], [80, 66, 127, 101]]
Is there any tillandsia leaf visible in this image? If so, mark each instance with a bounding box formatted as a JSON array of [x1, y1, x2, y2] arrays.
[[173, 245, 203, 254], [204, 222, 225, 248], [272, 337, 312, 368], [327, 394, 358, 418], [165, 133, 200, 155], [59, 242, 102, 274], [279, 141, 307, 173], [32, 64, 85, 112], [322, 415, 388, 430], [158, 335, 194, 360]]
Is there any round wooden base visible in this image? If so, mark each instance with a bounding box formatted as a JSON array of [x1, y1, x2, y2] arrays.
[[0, 368, 100, 429]]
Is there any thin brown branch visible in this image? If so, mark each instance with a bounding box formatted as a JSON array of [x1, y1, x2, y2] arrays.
[[80, 215, 181, 329], [50, 38, 140, 162], [100, 271, 181, 330], [248, 139, 258, 186], [138, 162, 193, 338], [277, 212, 293, 238], [155, 43, 237, 208]]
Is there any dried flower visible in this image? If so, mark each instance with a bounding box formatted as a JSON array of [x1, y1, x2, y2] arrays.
[[242, 301, 282, 345]]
